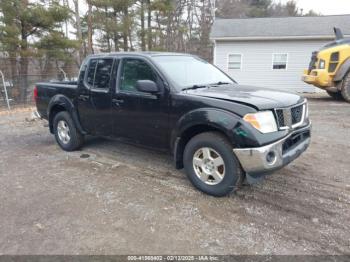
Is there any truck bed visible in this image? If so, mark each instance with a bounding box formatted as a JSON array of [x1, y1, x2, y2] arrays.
[[35, 81, 78, 119]]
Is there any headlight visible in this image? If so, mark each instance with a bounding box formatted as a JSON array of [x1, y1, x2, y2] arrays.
[[319, 59, 326, 69], [243, 111, 278, 133]]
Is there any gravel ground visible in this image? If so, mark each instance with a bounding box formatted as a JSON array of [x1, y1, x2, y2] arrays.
[[0, 93, 349, 255]]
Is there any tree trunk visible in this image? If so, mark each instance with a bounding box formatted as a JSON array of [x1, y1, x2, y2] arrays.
[[19, 29, 29, 103], [104, 6, 111, 52], [147, 0, 152, 50], [87, 1, 94, 55], [73, 0, 84, 63], [113, 9, 120, 51], [140, 0, 146, 51], [122, 5, 129, 51], [63, 0, 69, 37]]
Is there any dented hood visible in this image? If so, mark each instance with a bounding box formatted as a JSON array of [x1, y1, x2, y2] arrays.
[[184, 85, 305, 110]]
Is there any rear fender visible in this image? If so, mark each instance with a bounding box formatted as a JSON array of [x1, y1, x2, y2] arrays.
[[47, 95, 85, 134]]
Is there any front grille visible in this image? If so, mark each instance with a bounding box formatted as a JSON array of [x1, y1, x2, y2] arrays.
[[331, 52, 339, 62], [275, 103, 306, 130], [291, 105, 303, 123], [329, 63, 338, 73], [308, 51, 318, 73], [275, 109, 285, 127]]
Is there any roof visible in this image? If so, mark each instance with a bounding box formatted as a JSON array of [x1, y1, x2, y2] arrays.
[[211, 15, 350, 40], [88, 51, 191, 58]]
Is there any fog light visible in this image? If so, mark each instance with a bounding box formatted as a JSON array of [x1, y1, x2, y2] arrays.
[[266, 151, 277, 165]]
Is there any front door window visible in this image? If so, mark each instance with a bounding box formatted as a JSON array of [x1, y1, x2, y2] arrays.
[[120, 59, 157, 92]]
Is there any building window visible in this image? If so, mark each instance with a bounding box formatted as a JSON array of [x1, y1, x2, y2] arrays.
[[273, 54, 288, 70], [228, 54, 242, 70]]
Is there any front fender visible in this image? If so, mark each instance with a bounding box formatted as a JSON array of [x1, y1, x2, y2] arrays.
[[171, 108, 292, 169], [171, 108, 260, 149], [47, 95, 85, 134]]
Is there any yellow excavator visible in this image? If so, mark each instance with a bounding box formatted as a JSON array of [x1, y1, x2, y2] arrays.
[[302, 28, 350, 102]]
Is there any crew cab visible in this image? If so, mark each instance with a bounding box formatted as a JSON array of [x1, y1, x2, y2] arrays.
[[34, 52, 311, 197]]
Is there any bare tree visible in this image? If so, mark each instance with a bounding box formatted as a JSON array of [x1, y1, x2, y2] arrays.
[[72, 0, 84, 63]]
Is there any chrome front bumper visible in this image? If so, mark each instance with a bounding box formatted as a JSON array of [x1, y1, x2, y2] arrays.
[[233, 124, 311, 176]]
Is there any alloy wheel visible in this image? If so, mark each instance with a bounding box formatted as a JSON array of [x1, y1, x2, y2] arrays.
[[192, 147, 226, 185], [57, 120, 71, 144]]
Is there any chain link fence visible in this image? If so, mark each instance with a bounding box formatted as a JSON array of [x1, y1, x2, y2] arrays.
[[0, 56, 80, 110]]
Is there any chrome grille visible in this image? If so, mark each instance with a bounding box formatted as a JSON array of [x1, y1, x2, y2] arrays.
[[275, 109, 285, 127], [275, 103, 306, 130], [291, 105, 303, 124]]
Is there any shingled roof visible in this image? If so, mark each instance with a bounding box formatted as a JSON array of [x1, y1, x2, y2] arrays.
[[211, 15, 350, 40]]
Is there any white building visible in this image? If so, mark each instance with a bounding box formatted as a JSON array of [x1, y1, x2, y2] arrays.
[[210, 15, 350, 92]]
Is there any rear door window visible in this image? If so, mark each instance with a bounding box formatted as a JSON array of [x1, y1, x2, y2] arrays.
[[85, 58, 114, 90], [86, 59, 98, 87], [93, 59, 114, 90]]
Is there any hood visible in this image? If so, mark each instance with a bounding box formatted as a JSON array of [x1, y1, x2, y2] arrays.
[[183, 85, 305, 110]]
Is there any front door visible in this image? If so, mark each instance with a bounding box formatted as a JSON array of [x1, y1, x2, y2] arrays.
[[111, 57, 170, 149]]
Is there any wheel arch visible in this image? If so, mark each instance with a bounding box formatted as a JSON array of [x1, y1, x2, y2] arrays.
[[172, 108, 243, 169], [334, 58, 350, 83], [48, 95, 85, 134]]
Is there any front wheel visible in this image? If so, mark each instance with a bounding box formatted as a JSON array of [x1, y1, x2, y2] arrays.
[[326, 90, 343, 100], [53, 111, 84, 151], [341, 72, 350, 102], [183, 132, 244, 197]]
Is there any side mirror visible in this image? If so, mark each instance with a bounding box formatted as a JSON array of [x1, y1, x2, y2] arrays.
[[136, 80, 160, 94]]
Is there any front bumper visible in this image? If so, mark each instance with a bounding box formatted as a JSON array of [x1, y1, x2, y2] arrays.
[[233, 124, 311, 177], [302, 69, 333, 88]]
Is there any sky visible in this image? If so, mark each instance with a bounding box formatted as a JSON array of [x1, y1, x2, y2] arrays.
[[278, 0, 350, 15], [74, 0, 350, 16]]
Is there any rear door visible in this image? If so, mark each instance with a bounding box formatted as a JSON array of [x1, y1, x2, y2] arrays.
[[76, 58, 97, 133], [89, 58, 116, 136], [77, 57, 117, 136]]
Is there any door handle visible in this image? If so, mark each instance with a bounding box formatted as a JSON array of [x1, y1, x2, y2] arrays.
[[78, 95, 89, 101], [112, 98, 124, 106]]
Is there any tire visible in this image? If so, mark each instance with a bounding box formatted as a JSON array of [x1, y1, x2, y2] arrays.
[[326, 90, 343, 100], [341, 72, 350, 103], [53, 111, 84, 151], [183, 132, 244, 197]]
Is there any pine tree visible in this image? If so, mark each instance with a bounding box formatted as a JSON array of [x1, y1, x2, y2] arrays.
[[0, 0, 75, 102]]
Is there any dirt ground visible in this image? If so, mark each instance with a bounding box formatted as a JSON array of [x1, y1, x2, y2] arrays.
[[0, 93, 349, 255]]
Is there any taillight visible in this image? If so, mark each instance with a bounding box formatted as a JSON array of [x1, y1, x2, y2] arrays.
[[33, 86, 38, 101]]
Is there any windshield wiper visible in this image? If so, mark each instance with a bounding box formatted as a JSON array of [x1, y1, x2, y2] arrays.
[[209, 81, 231, 86], [181, 85, 208, 91], [181, 82, 231, 91]]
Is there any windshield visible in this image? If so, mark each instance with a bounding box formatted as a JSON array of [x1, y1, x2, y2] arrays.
[[152, 55, 235, 90]]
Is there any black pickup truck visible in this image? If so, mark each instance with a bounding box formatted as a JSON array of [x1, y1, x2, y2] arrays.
[[35, 52, 311, 197]]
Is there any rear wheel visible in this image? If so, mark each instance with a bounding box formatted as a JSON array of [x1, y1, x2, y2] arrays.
[[341, 72, 350, 102], [53, 111, 84, 151], [326, 90, 343, 100], [183, 132, 244, 197]]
